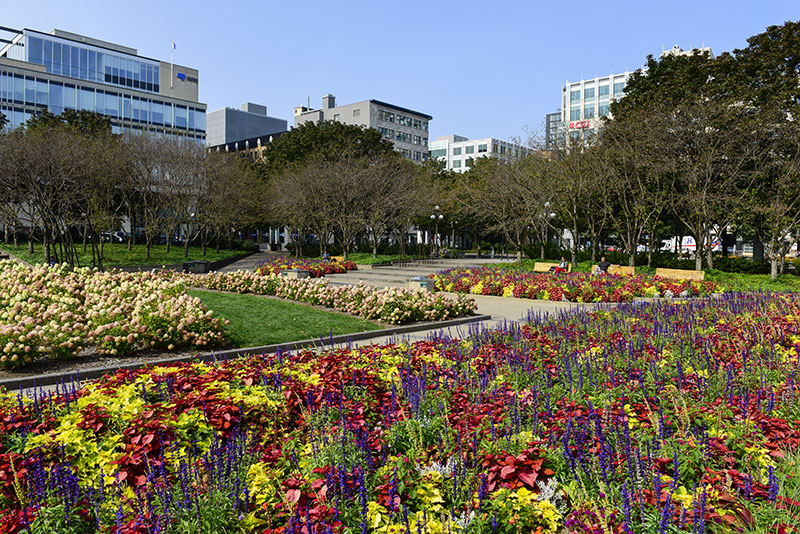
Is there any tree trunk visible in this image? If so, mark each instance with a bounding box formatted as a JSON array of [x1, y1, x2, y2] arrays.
[[82, 227, 88, 252], [771, 257, 779, 280], [705, 237, 714, 270], [695, 242, 703, 271], [184, 232, 190, 259], [146, 238, 152, 261]]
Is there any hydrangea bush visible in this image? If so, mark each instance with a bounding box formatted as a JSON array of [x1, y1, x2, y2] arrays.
[[171, 270, 477, 324], [0, 261, 226, 368]]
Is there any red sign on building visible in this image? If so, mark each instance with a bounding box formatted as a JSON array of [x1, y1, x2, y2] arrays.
[[568, 120, 590, 129]]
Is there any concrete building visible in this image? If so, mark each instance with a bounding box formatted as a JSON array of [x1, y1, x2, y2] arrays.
[[207, 131, 286, 161], [560, 71, 633, 144], [0, 27, 206, 141], [294, 94, 432, 161], [428, 134, 531, 173], [545, 111, 565, 150], [557, 45, 713, 145], [205, 102, 287, 147]]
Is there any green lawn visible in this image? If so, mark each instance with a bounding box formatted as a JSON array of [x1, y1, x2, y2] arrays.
[[0, 242, 250, 267], [189, 289, 383, 348], [335, 253, 424, 265]]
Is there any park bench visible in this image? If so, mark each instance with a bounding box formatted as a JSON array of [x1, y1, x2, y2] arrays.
[[655, 267, 705, 281], [533, 262, 572, 273], [331, 256, 345, 263], [591, 264, 635, 275]]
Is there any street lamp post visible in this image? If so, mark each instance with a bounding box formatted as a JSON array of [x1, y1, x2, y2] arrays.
[[430, 205, 444, 257]]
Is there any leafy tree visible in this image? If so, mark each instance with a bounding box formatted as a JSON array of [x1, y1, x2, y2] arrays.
[[254, 121, 395, 179], [0, 111, 7, 131]]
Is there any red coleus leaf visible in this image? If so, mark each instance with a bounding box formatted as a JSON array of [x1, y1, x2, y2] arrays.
[[243, 377, 254, 387], [286, 488, 301, 503], [517, 470, 538, 487], [500, 465, 516, 479], [134, 475, 147, 486]]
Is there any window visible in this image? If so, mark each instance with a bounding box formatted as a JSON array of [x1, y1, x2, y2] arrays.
[[492, 144, 498, 153], [584, 105, 595, 119], [352, 108, 360, 117], [584, 87, 595, 102], [422, 121, 428, 131], [423, 137, 428, 145], [598, 102, 610, 117], [570, 89, 580, 103], [430, 148, 446, 158], [465, 157, 474, 167], [414, 151, 421, 161], [453, 159, 462, 168], [378, 110, 394, 122], [379, 127, 394, 139], [413, 135, 421, 145], [570, 131, 581, 143], [613, 81, 625, 97], [453, 147, 462, 156], [413, 119, 421, 129], [333, 114, 340, 121], [478, 144, 487, 153], [570, 106, 580, 120], [465, 145, 474, 154], [598, 85, 609, 99]]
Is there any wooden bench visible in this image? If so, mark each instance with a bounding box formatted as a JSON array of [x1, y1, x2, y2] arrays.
[[591, 264, 635, 275], [655, 267, 705, 281], [533, 262, 572, 273], [331, 256, 345, 263]]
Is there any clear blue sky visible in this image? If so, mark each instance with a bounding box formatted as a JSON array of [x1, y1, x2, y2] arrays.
[[4, 0, 799, 143]]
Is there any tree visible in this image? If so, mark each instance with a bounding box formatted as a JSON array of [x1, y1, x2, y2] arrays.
[[254, 121, 395, 179], [0, 111, 7, 131], [596, 104, 669, 267]]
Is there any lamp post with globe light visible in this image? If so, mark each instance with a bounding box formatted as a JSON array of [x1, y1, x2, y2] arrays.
[[430, 205, 444, 257]]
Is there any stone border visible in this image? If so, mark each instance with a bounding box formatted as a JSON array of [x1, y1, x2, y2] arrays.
[[0, 313, 491, 391], [0, 248, 33, 267]]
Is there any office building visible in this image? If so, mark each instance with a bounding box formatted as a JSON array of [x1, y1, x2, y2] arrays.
[[0, 27, 206, 141], [206, 102, 287, 147], [428, 134, 531, 173], [294, 94, 432, 161], [558, 45, 713, 144], [545, 111, 565, 150], [560, 71, 633, 144]]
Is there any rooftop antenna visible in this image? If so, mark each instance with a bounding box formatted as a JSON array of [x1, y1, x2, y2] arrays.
[[307, 95, 310, 109]]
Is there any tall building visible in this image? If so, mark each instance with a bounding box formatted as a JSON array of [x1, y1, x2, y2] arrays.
[[428, 134, 531, 173], [545, 112, 565, 150], [561, 71, 633, 144], [557, 45, 713, 145], [0, 27, 206, 141], [206, 102, 287, 147], [294, 94, 432, 161]]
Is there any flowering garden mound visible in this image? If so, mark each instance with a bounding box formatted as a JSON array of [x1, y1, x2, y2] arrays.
[[169, 270, 477, 325], [256, 258, 357, 278], [430, 267, 718, 303], [3, 292, 800, 532], [0, 261, 226, 369]]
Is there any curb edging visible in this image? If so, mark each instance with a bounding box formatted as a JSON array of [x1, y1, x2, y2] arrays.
[[0, 313, 491, 391]]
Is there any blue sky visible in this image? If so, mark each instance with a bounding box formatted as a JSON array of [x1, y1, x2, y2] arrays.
[[4, 0, 799, 143]]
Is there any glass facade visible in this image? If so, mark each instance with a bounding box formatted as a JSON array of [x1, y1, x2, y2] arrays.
[[25, 31, 160, 94], [0, 69, 205, 138]]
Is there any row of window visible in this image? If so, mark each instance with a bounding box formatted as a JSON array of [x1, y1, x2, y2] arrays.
[[0, 105, 206, 144], [378, 127, 427, 145], [569, 102, 611, 121], [26, 33, 161, 94], [398, 149, 425, 161], [377, 109, 429, 131], [569, 81, 625, 104], [0, 71, 205, 131]]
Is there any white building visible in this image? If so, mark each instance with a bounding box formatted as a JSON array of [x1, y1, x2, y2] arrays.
[[558, 45, 714, 146], [428, 134, 530, 172], [560, 71, 633, 145]]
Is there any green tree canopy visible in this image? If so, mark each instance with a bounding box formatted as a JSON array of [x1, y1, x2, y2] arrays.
[[24, 110, 114, 138], [254, 120, 395, 178]]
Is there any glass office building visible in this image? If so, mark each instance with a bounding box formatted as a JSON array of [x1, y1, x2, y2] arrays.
[[0, 28, 205, 141]]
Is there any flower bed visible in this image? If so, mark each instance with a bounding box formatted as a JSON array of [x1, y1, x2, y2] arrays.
[[171, 270, 477, 324], [3, 292, 800, 532], [0, 261, 226, 369], [256, 258, 357, 278], [431, 267, 717, 302]]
